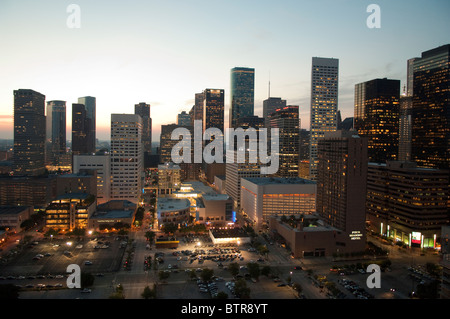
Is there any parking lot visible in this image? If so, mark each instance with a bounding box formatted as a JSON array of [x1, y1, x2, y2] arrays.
[[0, 235, 127, 290]]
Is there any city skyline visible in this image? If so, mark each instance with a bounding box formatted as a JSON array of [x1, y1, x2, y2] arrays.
[[1, 1, 449, 141]]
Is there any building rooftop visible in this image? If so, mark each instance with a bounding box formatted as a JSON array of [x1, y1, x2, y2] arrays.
[[210, 228, 250, 239], [202, 194, 230, 201], [56, 193, 92, 200], [157, 198, 190, 212], [91, 210, 134, 219], [0, 205, 31, 215], [158, 162, 181, 170], [243, 177, 316, 185]]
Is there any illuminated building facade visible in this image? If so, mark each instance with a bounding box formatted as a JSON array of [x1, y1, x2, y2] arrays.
[[110, 114, 143, 204], [203, 89, 225, 134], [45, 193, 96, 230], [366, 161, 449, 248], [412, 44, 450, 169], [309, 57, 339, 180], [316, 130, 368, 252], [240, 177, 316, 229], [268, 105, 301, 178], [354, 78, 400, 163]]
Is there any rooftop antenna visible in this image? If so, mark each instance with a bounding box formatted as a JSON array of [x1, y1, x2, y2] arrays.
[[268, 71, 271, 98]]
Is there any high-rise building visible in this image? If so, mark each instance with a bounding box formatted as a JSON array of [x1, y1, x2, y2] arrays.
[[46, 100, 66, 165], [225, 149, 261, 211], [412, 44, 450, 169], [110, 114, 143, 203], [316, 130, 368, 252], [135, 102, 152, 154], [354, 78, 400, 163], [398, 95, 413, 161], [366, 161, 449, 248], [263, 97, 286, 127], [230, 67, 255, 128], [72, 103, 89, 155], [73, 154, 111, 204], [203, 89, 225, 134], [158, 162, 181, 196], [77, 97, 96, 153], [191, 92, 204, 127], [177, 110, 191, 126], [268, 105, 300, 177], [309, 57, 339, 180], [13, 89, 46, 176]]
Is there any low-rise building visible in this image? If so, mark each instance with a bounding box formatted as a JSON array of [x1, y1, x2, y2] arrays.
[[240, 177, 316, 229], [89, 200, 136, 230], [0, 205, 33, 232], [209, 228, 251, 246], [157, 197, 190, 228], [45, 193, 96, 230], [269, 215, 361, 257], [197, 193, 233, 226]]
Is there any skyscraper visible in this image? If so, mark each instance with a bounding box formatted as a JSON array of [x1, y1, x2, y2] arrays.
[[263, 97, 286, 127], [72, 103, 89, 155], [316, 130, 368, 251], [203, 89, 225, 133], [412, 44, 450, 169], [230, 67, 255, 128], [177, 111, 191, 126], [13, 89, 46, 176], [354, 78, 400, 163], [309, 57, 339, 180], [110, 114, 143, 203], [135, 102, 152, 154], [268, 105, 300, 177], [191, 92, 204, 127], [46, 100, 66, 165], [78, 96, 96, 153]]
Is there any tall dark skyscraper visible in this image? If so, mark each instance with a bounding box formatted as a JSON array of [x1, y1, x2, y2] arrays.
[[268, 105, 300, 177], [135, 102, 152, 154], [13, 89, 46, 176], [316, 130, 368, 252], [263, 97, 286, 127], [72, 103, 89, 156], [203, 89, 225, 133], [412, 44, 450, 169], [230, 67, 255, 128], [354, 78, 400, 163], [46, 100, 66, 165], [78, 96, 96, 153]]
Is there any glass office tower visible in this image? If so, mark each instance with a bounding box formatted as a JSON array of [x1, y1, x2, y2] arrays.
[[230, 67, 255, 128]]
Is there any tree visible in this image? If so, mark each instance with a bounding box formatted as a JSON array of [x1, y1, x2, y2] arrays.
[[261, 265, 272, 277], [247, 262, 260, 280], [234, 279, 251, 299], [162, 223, 178, 235], [141, 285, 157, 299], [201, 268, 214, 282], [228, 262, 240, 277], [257, 245, 269, 258], [145, 231, 156, 244], [81, 272, 95, 289]]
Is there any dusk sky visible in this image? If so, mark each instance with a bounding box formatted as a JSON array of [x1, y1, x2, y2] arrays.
[[0, 0, 449, 141]]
